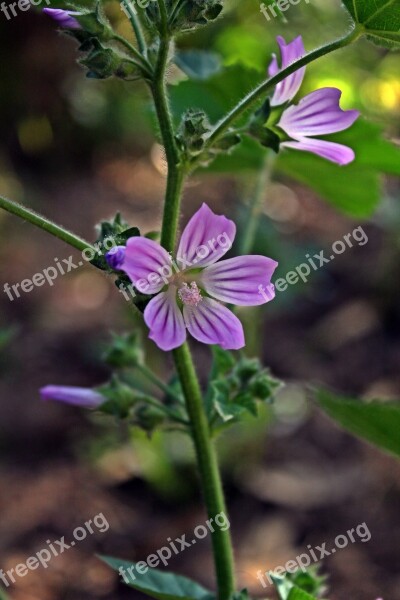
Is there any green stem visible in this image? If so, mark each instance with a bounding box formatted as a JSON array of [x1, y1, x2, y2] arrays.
[[150, 12, 235, 595], [140, 394, 189, 425], [239, 151, 275, 256], [121, 2, 147, 56], [157, 0, 169, 32], [151, 33, 184, 253], [0, 196, 94, 253], [112, 33, 152, 75], [205, 28, 362, 150], [136, 363, 180, 399], [173, 344, 236, 600]]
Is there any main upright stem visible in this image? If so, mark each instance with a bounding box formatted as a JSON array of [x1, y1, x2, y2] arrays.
[[151, 5, 236, 597], [173, 344, 236, 600]]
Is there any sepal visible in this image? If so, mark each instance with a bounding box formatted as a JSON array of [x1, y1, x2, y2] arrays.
[[79, 39, 140, 80], [206, 350, 283, 430], [103, 332, 144, 369]]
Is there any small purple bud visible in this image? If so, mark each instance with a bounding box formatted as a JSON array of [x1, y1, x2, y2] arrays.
[[40, 385, 105, 409], [42, 8, 82, 30], [106, 246, 126, 270]]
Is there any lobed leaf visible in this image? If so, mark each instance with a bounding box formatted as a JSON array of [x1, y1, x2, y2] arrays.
[[342, 0, 400, 48]]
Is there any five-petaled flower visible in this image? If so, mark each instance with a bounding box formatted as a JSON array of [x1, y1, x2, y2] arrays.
[[106, 204, 278, 351], [43, 8, 82, 29], [270, 35, 360, 165]]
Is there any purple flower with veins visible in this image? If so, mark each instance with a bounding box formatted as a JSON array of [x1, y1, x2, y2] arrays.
[[42, 8, 82, 29], [106, 203, 278, 352], [40, 385, 105, 409], [269, 36, 360, 165]]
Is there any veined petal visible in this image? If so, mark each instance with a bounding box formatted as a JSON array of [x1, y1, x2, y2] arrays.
[[200, 256, 278, 306], [40, 386, 104, 408], [183, 298, 245, 350], [177, 203, 236, 269], [278, 88, 360, 138], [144, 288, 186, 351], [270, 36, 306, 106], [119, 237, 172, 294], [281, 138, 356, 165]]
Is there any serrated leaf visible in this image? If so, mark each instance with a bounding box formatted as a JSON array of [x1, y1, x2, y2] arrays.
[[342, 0, 400, 48], [174, 50, 222, 80], [100, 556, 213, 600], [316, 389, 400, 458]]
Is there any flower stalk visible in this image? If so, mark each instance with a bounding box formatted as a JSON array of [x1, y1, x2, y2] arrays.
[[0, 195, 94, 254], [204, 27, 362, 153]]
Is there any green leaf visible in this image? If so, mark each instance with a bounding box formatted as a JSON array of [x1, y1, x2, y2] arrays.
[[174, 50, 222, 80], [211, 346, 236, 377], [213, 385, 258, 422], [288, 589, 318, 600], [316, 390, 400, 458], [272, 575, 318, 600], [100, 556, 213, 600], [170, 64, 262, 124], [342, 0, 400, 48], [286, 566, 328, 598]]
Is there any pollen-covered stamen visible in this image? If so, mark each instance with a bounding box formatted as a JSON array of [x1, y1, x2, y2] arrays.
[[178, 282, 202, 306]]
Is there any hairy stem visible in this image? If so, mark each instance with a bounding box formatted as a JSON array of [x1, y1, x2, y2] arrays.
[[151, 29, 184, 253], [205, 28, 362, 150], [121, 1, 147, 56], [0, 196, 94, 253], [112, 33, 152, 75], [173, 344, 236, 600], [151, 8, 236, 595]]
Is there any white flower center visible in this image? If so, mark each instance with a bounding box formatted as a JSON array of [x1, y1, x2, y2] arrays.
[[178, 282, 202, 307]]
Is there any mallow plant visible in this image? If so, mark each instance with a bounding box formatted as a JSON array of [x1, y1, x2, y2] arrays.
[[1, 1, 400, 599]]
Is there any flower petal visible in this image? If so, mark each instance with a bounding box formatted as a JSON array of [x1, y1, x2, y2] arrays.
[[43, 8, 81, 29], [268, 54, 279, 78], [120, 237, 172, 294], [144, 288, 186, 351], [278, 88, 360, 138], [270, 36, 306, 107], [281, 138, 356, 165], [40, 386, 104, 408], [200, 256, 278, 306], [177, 203, 236, 269], [183, 298, 245, 350]]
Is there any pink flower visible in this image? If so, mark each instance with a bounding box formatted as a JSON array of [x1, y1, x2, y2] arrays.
[[270, 36, 360, 165], [42, 8, 82, 29], [106, 204, 278, 351], [40, 385, 104, 408]]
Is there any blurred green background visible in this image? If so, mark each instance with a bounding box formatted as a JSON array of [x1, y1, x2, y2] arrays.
[[0, 0, 399, 599]]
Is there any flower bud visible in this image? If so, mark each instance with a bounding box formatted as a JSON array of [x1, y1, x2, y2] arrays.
[[40, 385, 105, 409], [43, 8, 82, 29], [79, 40, 139, 80]]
